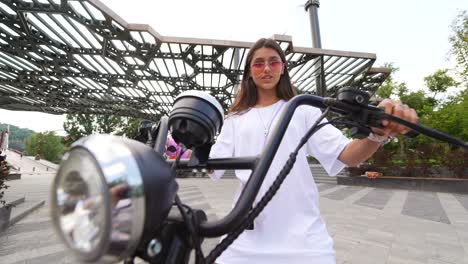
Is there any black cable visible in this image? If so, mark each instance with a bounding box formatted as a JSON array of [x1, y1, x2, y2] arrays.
[[174, 195, 205, 263], [204, 108, 331, 263], [172, 144, 206, 264], [171, 144, 186, 171]]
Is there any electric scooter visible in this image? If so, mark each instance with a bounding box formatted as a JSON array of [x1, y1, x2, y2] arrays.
[[50, 87, 467, 264]]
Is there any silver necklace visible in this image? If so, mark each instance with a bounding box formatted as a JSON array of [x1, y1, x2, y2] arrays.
[[256, 101, 283, 140]]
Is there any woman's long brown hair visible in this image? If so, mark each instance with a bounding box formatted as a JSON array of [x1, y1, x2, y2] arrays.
[[229, 38, 296, 114]]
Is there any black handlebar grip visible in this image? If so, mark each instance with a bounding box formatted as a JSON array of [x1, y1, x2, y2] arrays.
[[404, 122, 420, 138], [404, 130, 419, 138]]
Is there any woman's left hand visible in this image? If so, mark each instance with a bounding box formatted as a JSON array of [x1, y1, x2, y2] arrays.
[[374, 99, 419, 137]]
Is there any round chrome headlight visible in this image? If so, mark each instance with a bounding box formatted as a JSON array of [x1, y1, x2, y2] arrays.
[[51, 135, 178, 263]]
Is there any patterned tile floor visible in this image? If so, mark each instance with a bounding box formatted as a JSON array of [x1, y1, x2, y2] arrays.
[[2, 150, 467, 263], [1, 178, 467, 264]]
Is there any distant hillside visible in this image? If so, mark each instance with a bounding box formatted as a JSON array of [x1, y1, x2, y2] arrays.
[[0, 123, 35, 151]]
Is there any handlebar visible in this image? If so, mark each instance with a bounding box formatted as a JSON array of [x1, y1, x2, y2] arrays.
[[168, 157, 258, 170], [169, 94, 467, 237]]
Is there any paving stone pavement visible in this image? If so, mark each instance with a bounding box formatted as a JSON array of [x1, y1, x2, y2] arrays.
[[1, 165, 468, 263], [0, 183, 221, 264]]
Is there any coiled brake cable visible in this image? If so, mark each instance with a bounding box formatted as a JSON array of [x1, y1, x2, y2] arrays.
[[172, 146, 206, 264]]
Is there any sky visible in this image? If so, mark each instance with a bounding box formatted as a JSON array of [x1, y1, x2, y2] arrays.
[[0, 0, 466, 134]]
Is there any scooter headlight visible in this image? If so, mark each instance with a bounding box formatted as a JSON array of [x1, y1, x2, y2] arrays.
[[51, 135, 177, 263], [169, 90, 224, 148], [53, 148, 108, 257]]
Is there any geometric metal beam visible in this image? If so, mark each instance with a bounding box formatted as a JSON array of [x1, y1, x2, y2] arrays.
[[0, 0, 389, 121]]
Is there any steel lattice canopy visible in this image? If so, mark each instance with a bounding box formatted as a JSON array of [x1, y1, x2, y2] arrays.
[[0, 0, 390, 120]]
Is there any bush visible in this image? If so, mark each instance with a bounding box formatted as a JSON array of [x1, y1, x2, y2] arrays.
[[0, 161, 10, 208], [392, 160, 405, 166], [345, 163, 378, 176], [369, 147, 395, 167], [443, 148, 468, 178], [24, 132, 65, 163]]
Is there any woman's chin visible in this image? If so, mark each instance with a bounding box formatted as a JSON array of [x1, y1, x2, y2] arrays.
[[257, 84, 277, 91]]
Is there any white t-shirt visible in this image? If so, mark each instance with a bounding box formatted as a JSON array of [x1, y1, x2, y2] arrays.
[[209, 100, 350, 264]]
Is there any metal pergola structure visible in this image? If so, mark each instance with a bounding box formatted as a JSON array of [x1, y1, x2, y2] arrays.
[[0, 0, 390, 120]]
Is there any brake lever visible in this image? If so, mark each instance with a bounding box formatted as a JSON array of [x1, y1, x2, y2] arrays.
[[330, 102, 385, 139], [332, 87, 385, 138], [329, 99, 421, 140], [333, 90, 421, 139]]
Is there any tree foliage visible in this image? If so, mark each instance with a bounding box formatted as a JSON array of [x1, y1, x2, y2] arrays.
[[374, 64, 464, 177], [24, 132, 65, 163], [95, 115, 126, 134], [449, 10, 468, 82], [398, 90, 436, 118], [423, 69, 459, 100], [115, 117, 141, 138], [376, 67, 458, 117], [63, 114, 142, 144], [63, 114, 95, 142], [0, 123, 34, 151], [423, 90, 467, 142], [375, 63, 406, 99]]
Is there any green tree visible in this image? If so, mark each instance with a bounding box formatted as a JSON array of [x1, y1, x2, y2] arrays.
[[95, 115, 124, 134], [398, 90, 436, 117], [370, 11, 467, 175], [24, 133, 38, 156], [376, 69, 457, 121], [399, 70, 460, 146], [115, 117, 141, 138], [0, 123, 34, 151], [375, 63, 406, 99], [64, 114, 142, 144], [376, 66, 458, 111], [423, 69, 459, 100], [423, 90, 468, 142], [24, 132, 65, 163], [375, 65, 463, 160], [63, 114, 95, 142], [449, 10, 468, 82]]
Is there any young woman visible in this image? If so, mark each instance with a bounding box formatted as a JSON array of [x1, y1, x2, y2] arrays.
[[209, 38, 417, 264]]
